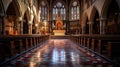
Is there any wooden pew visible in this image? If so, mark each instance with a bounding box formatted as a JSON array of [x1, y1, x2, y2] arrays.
[[70, 35, 120, 66], [97, 38, 120, 56], [0, 43, 6, 63], [0, 35, 49, 65], [107, 42, 120, 60]]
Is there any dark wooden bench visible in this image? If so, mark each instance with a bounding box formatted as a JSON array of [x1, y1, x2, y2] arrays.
[[107, 42, 120, 59], [70, 35, 120, 66], [0, 35, 49, 65]]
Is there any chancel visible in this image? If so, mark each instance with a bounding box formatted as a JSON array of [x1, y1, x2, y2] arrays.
[[0, 0, 120, 67], [53, 3, 66, 35]]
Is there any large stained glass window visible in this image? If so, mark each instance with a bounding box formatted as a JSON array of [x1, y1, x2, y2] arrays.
[[53, 2, 66, 20], [70, 1, 80, 20], [39, 1, 48, 20]]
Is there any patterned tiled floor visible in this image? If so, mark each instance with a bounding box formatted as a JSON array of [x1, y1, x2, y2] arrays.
[[6, 39, 112, 67]]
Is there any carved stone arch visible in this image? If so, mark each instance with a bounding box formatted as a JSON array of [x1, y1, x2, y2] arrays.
[[82, 12, 89, 34], [5, 0, 22, 35], [104, 0, 120, 34], [6, 0, 21, 17], [23, 10, 29, 34], [101, 0, 111, 18], [101, 0, 120, 18], [13, 0, 21, 17], [89, 6, 99, 22], [89, 6, 100, 34], [23, 10, 30, 23], [82, 12, 89, 25]]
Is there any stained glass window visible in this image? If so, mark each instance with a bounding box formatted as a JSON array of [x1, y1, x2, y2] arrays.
[[70, 1, 80, 20], [53, 8, 55, 20], [63, 8, 66, 20], [53, 2, 66, 20], [39, 1, 48, 20]]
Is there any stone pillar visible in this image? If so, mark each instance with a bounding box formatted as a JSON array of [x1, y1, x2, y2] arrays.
[[28, 22, 32, 34], [18, 17, 23, 35], [35, 23, 38, 34], [100, 18, 106, 35]]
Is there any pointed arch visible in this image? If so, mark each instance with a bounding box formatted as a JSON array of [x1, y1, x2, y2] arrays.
[[101, 0, 120, 18], [23, 9, 30, 23], [101, 0, 111, 18], [6, 0, 21, 17], [23, 9, 32, 24], [81, 12, 89, 34], [14, 0, 21, 16], [89, 6, 100, 34], [89, 6, 99, 22], [5, 0, 21, 35], [23, 11, 29, 34], [105, 0, 120, 34], [82, 12, 89, 25]]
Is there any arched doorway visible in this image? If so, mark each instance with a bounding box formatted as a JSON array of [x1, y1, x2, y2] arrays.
[[5, 1, 20, 35], [92, 11, 100, 34], [106, 0, 120, 34]]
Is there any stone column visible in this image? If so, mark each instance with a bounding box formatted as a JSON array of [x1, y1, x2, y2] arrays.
[[35, 23, 38, 34], [28, 22, 32, 34], [100, 18, 106, 35], [18, 17, 23, 35]]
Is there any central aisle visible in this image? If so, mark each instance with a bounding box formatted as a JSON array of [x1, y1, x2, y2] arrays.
[[14, 39, 108, 67]]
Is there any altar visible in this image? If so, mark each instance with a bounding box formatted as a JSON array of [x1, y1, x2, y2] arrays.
[[53, 30, 65, 35]]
